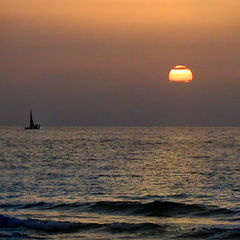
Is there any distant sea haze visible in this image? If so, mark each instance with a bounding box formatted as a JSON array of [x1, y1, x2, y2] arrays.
[[0, 127, 240, 239]]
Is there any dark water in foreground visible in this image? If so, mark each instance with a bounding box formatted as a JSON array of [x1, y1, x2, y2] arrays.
[[0, 127, 240, 239]]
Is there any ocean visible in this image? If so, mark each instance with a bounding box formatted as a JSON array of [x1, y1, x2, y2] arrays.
[[0, 127, 240, 239]]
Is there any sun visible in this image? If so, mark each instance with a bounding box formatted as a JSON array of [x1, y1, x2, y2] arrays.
[[169, 65, 193, 83]]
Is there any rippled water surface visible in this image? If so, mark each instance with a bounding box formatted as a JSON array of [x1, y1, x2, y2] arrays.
[[0, 127, 240, 239]]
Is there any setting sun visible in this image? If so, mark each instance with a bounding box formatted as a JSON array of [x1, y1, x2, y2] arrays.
[[169, 65, 193, 83]]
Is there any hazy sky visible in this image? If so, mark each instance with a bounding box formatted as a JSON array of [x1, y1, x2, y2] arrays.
[[1, 0, 240, 126]]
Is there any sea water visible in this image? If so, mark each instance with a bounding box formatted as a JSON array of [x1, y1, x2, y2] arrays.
[[0, 127, 240, 239]]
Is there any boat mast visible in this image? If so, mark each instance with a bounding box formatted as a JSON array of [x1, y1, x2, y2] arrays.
[[30, 110, 34, 127]]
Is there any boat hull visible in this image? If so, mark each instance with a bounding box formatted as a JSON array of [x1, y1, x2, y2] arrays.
[[24, 125, 40, 130]]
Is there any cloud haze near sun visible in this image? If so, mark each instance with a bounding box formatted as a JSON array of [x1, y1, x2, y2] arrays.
[[0, 0, 240, 126]]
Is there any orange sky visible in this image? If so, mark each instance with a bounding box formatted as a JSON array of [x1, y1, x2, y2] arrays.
[[1, 0, 240, 125], [1, 0, 239, 27]]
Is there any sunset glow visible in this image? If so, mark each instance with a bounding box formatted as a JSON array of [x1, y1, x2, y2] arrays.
[[169, 65, 193, 83], [0, 0, 239, 126]]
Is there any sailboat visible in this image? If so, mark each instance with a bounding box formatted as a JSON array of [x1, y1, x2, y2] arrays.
[[24, 110, 40, 130]]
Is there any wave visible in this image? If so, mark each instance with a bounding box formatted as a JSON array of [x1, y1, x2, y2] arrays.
[[179, 226, 240, 239], [0, 214, 165, 233], [89, 200, 235, 217], [2, 214, 240, 239], [0, 200, 235, 218]]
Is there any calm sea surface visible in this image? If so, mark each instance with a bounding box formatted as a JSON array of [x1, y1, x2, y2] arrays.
[[0, 127, 240, 239]]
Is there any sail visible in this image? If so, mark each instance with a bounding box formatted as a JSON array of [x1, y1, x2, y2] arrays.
[[25, 110, 40, 130], [30, 110, 34, 127]]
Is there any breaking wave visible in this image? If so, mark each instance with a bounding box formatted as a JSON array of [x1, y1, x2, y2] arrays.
[[0, 214, 165, 233]]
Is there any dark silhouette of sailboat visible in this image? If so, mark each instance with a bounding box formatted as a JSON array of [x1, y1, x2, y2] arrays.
[[24, 110, 40, 130]]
